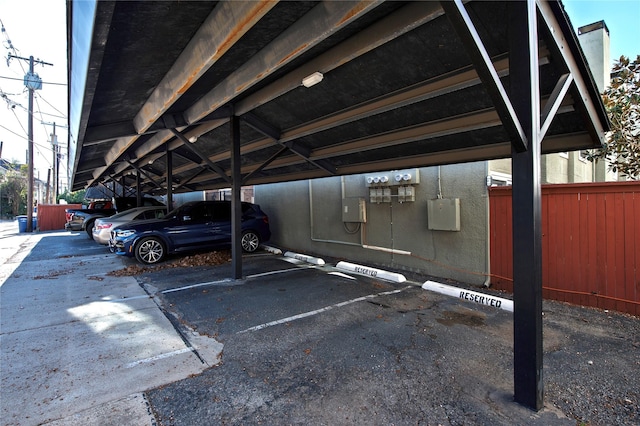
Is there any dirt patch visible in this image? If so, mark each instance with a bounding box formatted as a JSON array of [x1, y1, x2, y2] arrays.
[[107, 250, 231, 276]]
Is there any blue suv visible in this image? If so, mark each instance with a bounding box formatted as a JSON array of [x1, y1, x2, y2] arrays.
[[109, 200, 271, 265]]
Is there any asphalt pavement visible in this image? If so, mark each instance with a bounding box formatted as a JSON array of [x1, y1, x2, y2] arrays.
[[1, 221, 638, 425]]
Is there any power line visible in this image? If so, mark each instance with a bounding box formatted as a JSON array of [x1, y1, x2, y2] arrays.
[[0, 122, 25, 139], [34, 91, 67, 118], [0, 75, 67, 86]]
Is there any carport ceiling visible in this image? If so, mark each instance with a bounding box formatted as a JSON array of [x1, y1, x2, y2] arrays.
[[67, 0, 608, 194]]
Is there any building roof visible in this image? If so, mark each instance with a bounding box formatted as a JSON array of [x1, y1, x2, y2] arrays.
[[67, 0, 609, 194]]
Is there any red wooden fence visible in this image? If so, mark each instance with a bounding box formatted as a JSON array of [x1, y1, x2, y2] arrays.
[[489, 182, 639, 316], [36, 204, 82, 231]]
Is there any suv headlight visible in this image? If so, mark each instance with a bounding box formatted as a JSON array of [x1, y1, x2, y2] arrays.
[[115, 229, 136, 238]]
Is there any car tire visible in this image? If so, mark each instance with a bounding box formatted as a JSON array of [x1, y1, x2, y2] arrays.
[[241, 230, 260, 253], [85, 220, 95, 239], [134, 237, 166, 264]]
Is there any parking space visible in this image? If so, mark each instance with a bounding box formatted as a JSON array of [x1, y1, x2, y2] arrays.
[[1, 227, 638, 425], [143, 255, 546, 425], [139, 252, 638, 426]]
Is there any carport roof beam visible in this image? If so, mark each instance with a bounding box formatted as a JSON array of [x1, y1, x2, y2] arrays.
[[133, 0, 278, 134], [441, 0, 528, 152]]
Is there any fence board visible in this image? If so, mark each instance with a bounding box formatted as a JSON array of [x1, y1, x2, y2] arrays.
[[489, 182, 640, 316], [36, 204, 82, 231]]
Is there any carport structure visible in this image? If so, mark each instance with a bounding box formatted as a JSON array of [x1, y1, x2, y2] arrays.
[[67, 0, 608, 411]]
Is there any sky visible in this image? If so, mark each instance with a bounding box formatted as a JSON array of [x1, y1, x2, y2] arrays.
[[0, 0, 67, 187], [0, 0, 638, 193]]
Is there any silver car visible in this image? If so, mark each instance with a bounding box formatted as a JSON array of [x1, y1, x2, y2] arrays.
[[92, 206, 167, 245]]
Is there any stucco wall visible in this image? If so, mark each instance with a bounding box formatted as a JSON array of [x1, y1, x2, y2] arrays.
[[255, 162, 490, 286]]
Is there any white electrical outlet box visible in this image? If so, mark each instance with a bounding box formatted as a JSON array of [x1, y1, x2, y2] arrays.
[[382, 187, 391, 203], [343, 197, 366, 223], [427, 198, 460, 231], [369, 188, 379, 203], [403, 185, 415, 202]]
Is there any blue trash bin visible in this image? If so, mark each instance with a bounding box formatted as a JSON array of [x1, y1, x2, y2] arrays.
[[32, 216, 37, 231], [17, 215, 28, 233]]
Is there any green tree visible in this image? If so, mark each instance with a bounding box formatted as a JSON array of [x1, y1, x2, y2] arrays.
[[0, 170, 28, 217], [588, 55, 640, 179], [57, 189, 86, 204]]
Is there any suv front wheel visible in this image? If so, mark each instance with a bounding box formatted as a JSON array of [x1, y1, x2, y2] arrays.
[[135, 236, 166, 264], [241, 230, 260, 253]]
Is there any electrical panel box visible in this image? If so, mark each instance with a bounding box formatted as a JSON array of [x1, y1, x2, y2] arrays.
[[342, 197, 366, 223], [427, 198, 460, 231], [382, 187, 392, 203], [398, 185, 415, 203], [369, 188, 379, 203]]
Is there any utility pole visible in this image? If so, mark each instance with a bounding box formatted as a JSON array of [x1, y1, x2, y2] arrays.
[[9, 54, 53, 232], [51, 122, 59, 203]]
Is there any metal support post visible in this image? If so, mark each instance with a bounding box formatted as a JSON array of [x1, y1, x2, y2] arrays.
[[509, 0, 544, 411], [166, 145, 173, 211], [230, 114, 242, 279]]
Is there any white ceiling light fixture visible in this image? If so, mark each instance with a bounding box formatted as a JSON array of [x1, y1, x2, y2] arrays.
[[302, 71, 323, 88], [188, 135, 198, 143]]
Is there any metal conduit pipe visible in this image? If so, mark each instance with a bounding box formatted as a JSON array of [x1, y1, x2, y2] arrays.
[[308, 179, 413, 256], [309, 179, 361, 247], [483, 163, 492, 288]]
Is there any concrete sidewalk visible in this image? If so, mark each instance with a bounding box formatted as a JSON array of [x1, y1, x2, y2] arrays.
[[0, 225, 222, 425]]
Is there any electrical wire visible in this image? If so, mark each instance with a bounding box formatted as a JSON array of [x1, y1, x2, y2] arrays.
[[0, 122, 24, 139], [1, 18, 27, 76], [34, 91, 67, 119]]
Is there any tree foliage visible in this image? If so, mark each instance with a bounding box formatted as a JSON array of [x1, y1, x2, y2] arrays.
[[0, 169, 28, 217], [587, 55, 640, 179], [57, 189, 86, 204]]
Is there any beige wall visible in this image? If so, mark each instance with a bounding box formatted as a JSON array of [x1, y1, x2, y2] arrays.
[[255, 162, 491, 286]]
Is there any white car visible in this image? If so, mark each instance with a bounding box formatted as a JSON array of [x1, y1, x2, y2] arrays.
[[92, 206, 167, 245]]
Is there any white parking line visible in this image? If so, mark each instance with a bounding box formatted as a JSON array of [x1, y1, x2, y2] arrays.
[[237, 287, 410, 334], [161, 278, 234, 294], [125, 347, 193, 368], [246, 266, 313, 279], [159, 267, 314, 294]]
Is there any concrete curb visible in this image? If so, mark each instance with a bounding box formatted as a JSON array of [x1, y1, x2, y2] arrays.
[[336, 261, 406, 283], [422, 280, 514, 312], [284, 251, 325, 265]]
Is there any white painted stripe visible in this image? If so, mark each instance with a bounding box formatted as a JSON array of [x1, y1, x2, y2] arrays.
[[161, 278, 234, 294], [238, 287, 409, 334], [422, 280, 514, 312], [125, 347, 193, 368], [159, 267, 315, 295], [247, 267, 312, 279], [327, 271, 357, 280], [104, 295, 151, 303], [336, 261, 406, 283]]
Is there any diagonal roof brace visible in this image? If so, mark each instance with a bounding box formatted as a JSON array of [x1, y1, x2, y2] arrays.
[[536, 0, 609, 145], [242, 146, 289, 185], [284, 141, 337, 175], [124, 158, 165, 191], [241, 112, 337, 175], [169, 128, 232, 184], [173, 167, 207, 192], [440, 0, 528, 152], [241, 112, 281, 140], [539, 73, 573, 140]]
